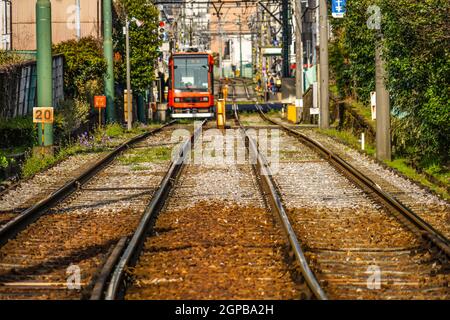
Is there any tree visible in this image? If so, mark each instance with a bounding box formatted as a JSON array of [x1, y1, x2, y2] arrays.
[[329, 0, 449, 167], [53, 37, 106, 99], [382, 0, 450, 166], [114, 0, 161, 94]]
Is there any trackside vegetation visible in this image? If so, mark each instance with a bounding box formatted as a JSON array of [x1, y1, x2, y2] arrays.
[[329, 0, 449, 187]]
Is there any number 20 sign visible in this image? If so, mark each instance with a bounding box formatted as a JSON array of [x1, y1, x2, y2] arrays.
[[33, 107, 54, 124]]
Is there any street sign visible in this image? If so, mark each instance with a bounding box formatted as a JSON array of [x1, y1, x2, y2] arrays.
[[332, 0, 347, 18], [33, 107, 54, 124], [124, 90, 133, 122], [371, 92, 377, 120], [94, 95, 107, 109], [310, 108, 320, 115]]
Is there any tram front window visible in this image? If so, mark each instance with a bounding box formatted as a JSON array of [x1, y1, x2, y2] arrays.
[[174, 57, 209, 92]]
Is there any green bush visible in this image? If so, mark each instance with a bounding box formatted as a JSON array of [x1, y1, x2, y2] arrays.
[[114, 0, 161, 93], [52, 37, 106, 140], [54, 99, 90, 139], [329, 0, 449, 168], [53, 37, 106, 99], [0, 117, 36, 149], [105, 123, 125, 138], [0, 155, 8, 169], [0, 50, 26, 68]]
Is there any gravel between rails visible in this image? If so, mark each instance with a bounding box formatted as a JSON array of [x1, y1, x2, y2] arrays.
[[125, 131, 301, 300], [0, 126, 185, 300], [271, 130, 449, 299]]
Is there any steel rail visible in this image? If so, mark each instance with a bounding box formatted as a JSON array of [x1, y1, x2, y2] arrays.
[[233, 78, 251, 101], [0, 122, 176, 247], [105, 120, 207, 300], [256, 106, 450, 257], [235, 109, 328, 300]]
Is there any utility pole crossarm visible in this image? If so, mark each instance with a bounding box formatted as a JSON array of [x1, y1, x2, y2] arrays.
[[258, 2, 282, 25]]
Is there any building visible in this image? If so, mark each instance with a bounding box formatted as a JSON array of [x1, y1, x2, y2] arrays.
[[0, 0, 12, 50], [209, 2, 255, 77], [10, 0, 102, 51]]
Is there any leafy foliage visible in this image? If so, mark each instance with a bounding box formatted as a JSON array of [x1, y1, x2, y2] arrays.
[[330, 0, 376, 101], [0, 117, 36, 149], [382, 0, 450, 166], [53, 37, 106, 135], [329, 0, 449, 167], [53, 37, 106, 99], [0, 50, 26, 68], [114, 0, 161, 93]]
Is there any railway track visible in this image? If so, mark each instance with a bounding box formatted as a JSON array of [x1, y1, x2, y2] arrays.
[[0, 126, 172, 230], [105, 118, 325, 300], [245, 106, 449, 299], [0, 123, 186, 300], [218, 78, 251, 102], [288, 127, 450, 239], [0, 153, 107, 222]]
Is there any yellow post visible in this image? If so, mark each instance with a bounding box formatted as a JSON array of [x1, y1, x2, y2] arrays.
[[287, 104, 299, 124], [223, 85, 228, 102], [216, 99, 226, 129], [124, 89, 133, 122]]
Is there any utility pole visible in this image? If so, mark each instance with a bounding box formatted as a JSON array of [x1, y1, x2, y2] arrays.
[[75, 0, 81, 39], [295, 0, 304, 111], [103, 0, 115, 122], [36, 0, 53, 146], [257, 2, 263, 90], [238, 15, 243, 77], [125, 16, 132, 131], [219, 18, 224, 78], [281, 0, 290, 78], [319, 0, 329, 129], [189, 18, 193, 47], [375, 40, 391, 161], [212, 2, 224, 78]]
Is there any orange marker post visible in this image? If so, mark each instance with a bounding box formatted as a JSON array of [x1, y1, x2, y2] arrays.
[[94, 96, 107, 128], [33, 107, 54, 148]]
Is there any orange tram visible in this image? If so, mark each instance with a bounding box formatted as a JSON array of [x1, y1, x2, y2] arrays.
[[168, 52, 215, 119]]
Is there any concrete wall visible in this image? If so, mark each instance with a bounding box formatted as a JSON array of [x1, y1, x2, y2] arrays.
[[11, 0, 102, 50]]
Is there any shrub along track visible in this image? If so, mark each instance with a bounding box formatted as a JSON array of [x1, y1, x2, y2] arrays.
[[253, 109, 449, 299], [0, 124, 184, 299]]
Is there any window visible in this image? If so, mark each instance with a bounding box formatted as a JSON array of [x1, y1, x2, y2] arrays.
[[174, 56, 209, 92]]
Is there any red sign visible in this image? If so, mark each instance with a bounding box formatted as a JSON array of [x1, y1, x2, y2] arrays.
[[94, 96, 107, 109]]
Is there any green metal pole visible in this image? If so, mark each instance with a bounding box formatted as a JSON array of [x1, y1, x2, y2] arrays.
[[137, 94, 146, 123], [36, 0, 53, 146], [239, 15, 243, 78], [103, 0, 115, 122]]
